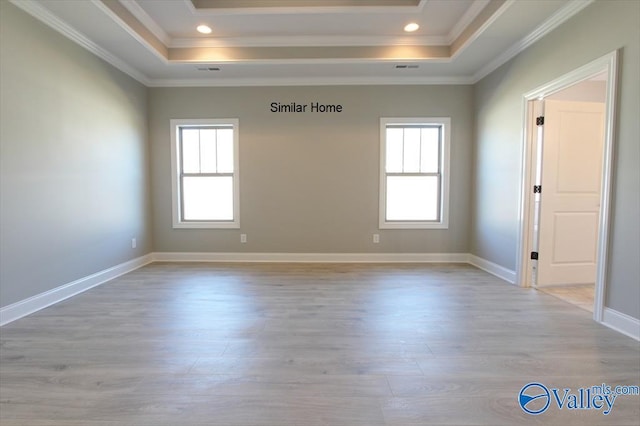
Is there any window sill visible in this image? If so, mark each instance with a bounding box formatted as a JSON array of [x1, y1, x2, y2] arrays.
[[379, 221, 449, 230], [173, 221, 240, 229]]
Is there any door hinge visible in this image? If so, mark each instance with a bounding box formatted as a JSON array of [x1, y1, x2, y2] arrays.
[[536, 116, 545, 126], [530, 251, 539, 260], [533, 185, 542, 194]]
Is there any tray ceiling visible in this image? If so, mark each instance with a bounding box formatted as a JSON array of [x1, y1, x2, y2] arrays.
[[11, 0, 593, 86]]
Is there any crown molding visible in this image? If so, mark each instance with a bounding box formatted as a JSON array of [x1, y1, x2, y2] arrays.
[[9, 0, 151, 86], [446, 0, 490, 45], [450, 0, 514, 60], [119, 0, 171, 45], [147, 75, 474, 87], [472, 0, 595, 83], [169, 34, 450, 48], [91, 0, 168, 63], [187, 1, 426, 16]]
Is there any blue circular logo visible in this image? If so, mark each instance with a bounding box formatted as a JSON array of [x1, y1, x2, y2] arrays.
[[519, 382, 550, 415]]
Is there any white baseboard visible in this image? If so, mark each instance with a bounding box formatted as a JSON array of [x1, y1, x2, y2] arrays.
[[602, 307, 640, 341], [3, 251, 637, 342], [468, 254, 517, 284], [0, 254, 153, 326], [152, 252, 470, 263]]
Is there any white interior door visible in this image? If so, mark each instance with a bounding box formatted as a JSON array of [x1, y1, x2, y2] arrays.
[[537, 99, 605, 286]]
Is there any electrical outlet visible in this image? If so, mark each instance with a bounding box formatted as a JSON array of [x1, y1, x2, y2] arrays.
[[373, 234, 380, 244], [240, 234, 247, 243], [131, 238, 137, 249]]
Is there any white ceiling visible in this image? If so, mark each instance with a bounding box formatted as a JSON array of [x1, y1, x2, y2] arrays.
[[12, 0, 593, 87]]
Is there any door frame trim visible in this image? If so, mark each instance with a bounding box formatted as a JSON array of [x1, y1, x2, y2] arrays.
[[515, 50, 619, 323]]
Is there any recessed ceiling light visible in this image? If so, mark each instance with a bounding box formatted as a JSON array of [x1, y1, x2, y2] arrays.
[[404, 22, 420, 33], [197, 25, 212, 34]]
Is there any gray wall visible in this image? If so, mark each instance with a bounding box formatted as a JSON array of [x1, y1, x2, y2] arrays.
[[149, 85, 473, 253], [472, 0, 639, 319], [0, 3, 152, 307]]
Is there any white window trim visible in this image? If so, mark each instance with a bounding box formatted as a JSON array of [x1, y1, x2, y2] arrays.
[[379, 117, 450, 230], [170, 118, 240, 229]]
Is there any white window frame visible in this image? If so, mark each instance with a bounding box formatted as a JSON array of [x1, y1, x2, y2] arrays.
[[379, 117, 450, 229], [170, 118, 240, 229]]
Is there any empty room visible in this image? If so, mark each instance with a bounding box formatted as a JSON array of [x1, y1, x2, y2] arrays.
[[0, 0, 638, 425]]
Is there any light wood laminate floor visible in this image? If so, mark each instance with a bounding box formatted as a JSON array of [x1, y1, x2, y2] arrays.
[[1, 263, 638, 425]]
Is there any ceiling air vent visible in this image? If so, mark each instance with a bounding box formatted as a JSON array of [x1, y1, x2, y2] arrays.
[[395, 64, 419, 69], [197, 66, 221, 71]]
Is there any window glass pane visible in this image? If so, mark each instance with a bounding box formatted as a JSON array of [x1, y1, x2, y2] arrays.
[[386, 176, 439, 221], [420, 127, 440, 173], [182, 176, 234, 221], [386, 128, 404, 172], [181, 129, 200, 173], [199, 129, 217, 173], [403, 128, 421, 172], [216, 128, 234, 173]]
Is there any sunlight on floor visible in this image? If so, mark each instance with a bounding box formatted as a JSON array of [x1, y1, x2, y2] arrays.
[[539, 284, 595, 313]]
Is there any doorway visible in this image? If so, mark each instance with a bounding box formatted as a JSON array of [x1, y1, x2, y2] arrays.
[[537, 88, 606, 312], [516, 51, 619, 323]]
